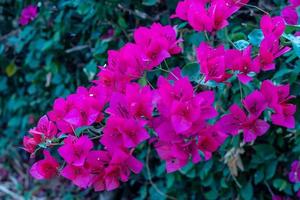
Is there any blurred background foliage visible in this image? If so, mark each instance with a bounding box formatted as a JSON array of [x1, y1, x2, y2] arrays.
[[0, 0, 299, 199]]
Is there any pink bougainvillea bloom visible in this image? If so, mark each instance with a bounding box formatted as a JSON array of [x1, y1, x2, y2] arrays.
[[61, 164, 92, 188], [289, 160, 300, 183], [155, 139, 200, 173], [271, 104, 296, 129], [30, 150, 59, 180], [28, 115, 57, 139], [219, 104, 269, 142], [134, 23, 181, 68], [242, 90, 267, 117], [260, 80, 296, 128], [281, 6, 298, 25], [101, 116, 149, 150], [58, 135, 93, 166], [19, 5, 38, 26], [253, 36, 291, 71], [290, 0, 300, 7], [260, 15, 286, 38], [107, 83, 154, 119], [197, 42, 231, 82], [226, 46, 259, 84], [172, 0, 248, 32], [23, 136, 40, 153], [241, 116, 270, 142], [86, 150, 110, 191], [104, 149, 143, 191]]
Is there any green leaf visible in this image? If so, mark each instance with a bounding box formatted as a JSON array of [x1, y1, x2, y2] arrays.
[[5, 62, 17, 77], [254, 169, 264, 184], [248, 29, 264, 47], [273, 179, 287, 191], [240, 181, 253, 200], [83, 60, 97, 81], [181, 63, 200, 81], [265, 160, 278, 180], [74, 126, 92, 137], [285, 24, 300, 34], [142, 0, 158, 6], [234, 40, 250, 50]]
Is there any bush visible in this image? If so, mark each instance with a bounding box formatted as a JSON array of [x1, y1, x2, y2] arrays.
[[0, 0, 300, 199]]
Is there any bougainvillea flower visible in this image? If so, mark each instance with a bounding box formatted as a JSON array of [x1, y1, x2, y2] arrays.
[[28, 115, 57, 139], [58, 135, 93, 166], [107, 83, 154, 119], [219, 104, 269, 142], [155, 140, 200, 173], [281, 6, 298, 25], [134, 23, 181, 68], [241, 116, 270, 142], [104, 149, 143, 190], [253, 36, 291, 71], [197, 42, 231, 82], [226, 46, 258, 84], [172, 0, 248, 32], [260, 15, 286, 38], [289, 160, 300, 183], [242, 90, 267, 117], [19, 5, 38, 26], [271, 104, 296, 129], [30, 150, 59, 179], [290, 0, 300, 7], [23, 136, 40, 153], [61, 164, 92, 188], [101, 116, 149, 149], [86, 150, 110, 191]]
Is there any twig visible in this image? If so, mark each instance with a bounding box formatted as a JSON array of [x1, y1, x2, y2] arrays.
[[65, 45, 89, 53], [0, 185, 24, 200], [238, 2, 269, 15], [0, 29, 20, 42], [145, 145, 177, 200], [264, 181, 274, 197]]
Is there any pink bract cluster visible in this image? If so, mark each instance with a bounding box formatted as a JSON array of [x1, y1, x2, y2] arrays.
[[171, 0, 249, 32], [281, 0, 300, 25], [19, 5, 38, 26], [22, 0, 297, 193], [196, 15, 291, 84]]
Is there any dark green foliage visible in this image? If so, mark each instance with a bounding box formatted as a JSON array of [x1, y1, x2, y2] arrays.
[[0, 0, 299, 199]]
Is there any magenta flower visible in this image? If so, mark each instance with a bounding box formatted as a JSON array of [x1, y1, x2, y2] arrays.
[[86, 150, 110, 191], [289, 160, 300, 183], [219, 104, 270, 142], [104, 149, 143, 191], [253, 36, 291, 71], [134, 23, 181, 68], [28, 115, 57, 139], [197, 42, 231, 82], [48, 87, 104, 134], [107, 83, 154, 119], [260, 80, 296, 128], [226, 46, 259, 84], [281, 6, 298, 25], [172, 0, 248, 32], [58, 135, 93, 166], [101, 116, 149, 150], [19, 5, 38, 26], [30, 150, 59, 180], [242, 90, 267, 117], [61, 164, 92, 188], [260, 15, 286, 38]]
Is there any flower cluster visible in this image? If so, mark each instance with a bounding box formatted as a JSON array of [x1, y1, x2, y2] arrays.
[[281, 0, 300, 25], [219, 80, 295, 142], [19, 5, 38, 26], [197, 15, 290, 84], [172, 0, 249, 32], [153, 68, 226, 172], [21, 1, 297, 194]]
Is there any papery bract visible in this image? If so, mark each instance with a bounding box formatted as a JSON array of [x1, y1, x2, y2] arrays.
[[58, 135, 93, 166], [30, 150, 59, 180], [19, 5, 38, 26]]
